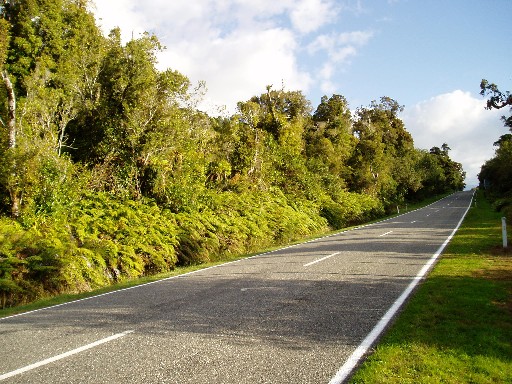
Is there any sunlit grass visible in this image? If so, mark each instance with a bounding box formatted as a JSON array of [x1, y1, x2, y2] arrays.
[[349, 191, 512, 383]]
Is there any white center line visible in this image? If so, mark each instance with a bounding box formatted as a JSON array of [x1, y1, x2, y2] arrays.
[[303, 252, 340, 267], [0, 330, 134, 381], [240, 286, 278, 292], [379, 231, 393, 237]]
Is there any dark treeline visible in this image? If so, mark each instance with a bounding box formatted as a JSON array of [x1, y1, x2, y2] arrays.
[[0, 0, 465, 308]]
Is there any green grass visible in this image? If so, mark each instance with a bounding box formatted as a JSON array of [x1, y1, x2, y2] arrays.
[[349, 191, 512, 383]]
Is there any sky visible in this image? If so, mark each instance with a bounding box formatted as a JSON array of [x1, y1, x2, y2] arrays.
[[91, 0, 511, 188]]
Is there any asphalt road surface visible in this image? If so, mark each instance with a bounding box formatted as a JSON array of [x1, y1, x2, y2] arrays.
[[0, 191, 474, 383]]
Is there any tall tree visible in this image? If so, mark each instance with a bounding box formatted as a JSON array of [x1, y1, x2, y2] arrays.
[[306, 94, 354, 193], [428, 144, 465, 192], [479, 79, 512, 198], [0, 0, 102, 217], [0, 14, 20, 217], [348, 97, 415, 204]]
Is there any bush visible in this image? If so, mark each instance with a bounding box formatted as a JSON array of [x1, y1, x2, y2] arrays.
[[0, 193, 181, 307], [0, 186, 389, 308], [320, 191, 384, 229], [174, 188, 328, 265]]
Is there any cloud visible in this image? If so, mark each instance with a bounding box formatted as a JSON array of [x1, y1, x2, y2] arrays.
[[158, 27, 313, 113], [308, 30, 373, 58], [91, 0, 369, 114], [90, 0, 146, 38], [290, 0, 339, 34], [307, 29, 374, 99], [402, 90, 505, 188]]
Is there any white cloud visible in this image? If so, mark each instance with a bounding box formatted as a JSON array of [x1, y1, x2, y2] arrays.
[[338, 30, 374, 45], [91, 0, 367, 114], [290, 0, 339, 34], [158, 27, 313, 113], [402, 90, 505, 188], [308, 30, 373, 57], [91, 0, 146, 39], [307, 29, 374, 101]]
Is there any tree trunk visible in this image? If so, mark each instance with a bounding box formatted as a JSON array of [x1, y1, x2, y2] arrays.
[[2, 70, 16, 149], [2, 70, 20, 218]]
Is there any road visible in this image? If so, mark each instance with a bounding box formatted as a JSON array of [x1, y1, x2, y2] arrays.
[[0, 191, 474, 383]]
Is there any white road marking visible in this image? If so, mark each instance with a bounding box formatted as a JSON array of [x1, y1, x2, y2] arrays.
[[240, 287, 278, 292], [411, 221, 417, 224], [328, 192, 474, 384], [0, 330, 134, 381], [303, 252, 340, 267], [379, 231, 393, 237]]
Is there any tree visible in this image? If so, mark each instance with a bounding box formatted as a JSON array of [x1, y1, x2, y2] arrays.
[[0, 15, 20, 217], [480, 79, 512, 130], [230, 86, 313, 195], [348, 97, 416, 205], [305, 94, 354, 195], [428, 144, 465, 192], [479, 80, 512, 198], [479, 134, 512, 196], [0, 0, 105, 217]]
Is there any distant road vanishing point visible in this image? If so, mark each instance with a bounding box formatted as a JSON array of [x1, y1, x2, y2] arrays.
[[0, 191, 474, 383]]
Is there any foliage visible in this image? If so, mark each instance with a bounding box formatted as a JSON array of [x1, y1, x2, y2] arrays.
[[0, 1, 466, 307], [175, 188, 328, 265], [480, 79, 512, 129], [479, 80, 512, 218], [320, 190, 383, 229], [0, 192, 182, 307]]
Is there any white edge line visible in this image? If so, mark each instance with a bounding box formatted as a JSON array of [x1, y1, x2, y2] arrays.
[[0, 257, 258, 321], [0, 192, 461, 322], [328, 191, 474, 384], [0, 330, 134, 381], [303, 252, 340, 267]]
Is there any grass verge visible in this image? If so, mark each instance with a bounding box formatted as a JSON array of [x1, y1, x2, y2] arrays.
[[349, 191, 512, 383]]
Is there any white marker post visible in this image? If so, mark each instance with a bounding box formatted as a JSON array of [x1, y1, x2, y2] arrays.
[[502, 217, 508, 248]]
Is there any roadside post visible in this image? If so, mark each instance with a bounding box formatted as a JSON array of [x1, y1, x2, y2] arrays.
[[503, 217, 508, 248]]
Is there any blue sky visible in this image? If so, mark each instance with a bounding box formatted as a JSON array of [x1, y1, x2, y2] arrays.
[[92, 0, 511, 188]]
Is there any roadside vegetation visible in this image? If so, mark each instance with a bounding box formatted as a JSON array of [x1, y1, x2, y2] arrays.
[[479, 80, 512, 223], [0, 192, 448, 319], [349, 190, 512, 383], [0, 1, 466, 309]]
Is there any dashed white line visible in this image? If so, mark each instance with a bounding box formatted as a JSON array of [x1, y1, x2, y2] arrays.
[[303, 252, 340, 267], [241, 287, 278, 292], [0, 330, 134, 381], [379, 231, 393, 237]]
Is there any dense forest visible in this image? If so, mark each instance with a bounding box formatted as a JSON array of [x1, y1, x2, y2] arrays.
[[0, 0, 465, 308]]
